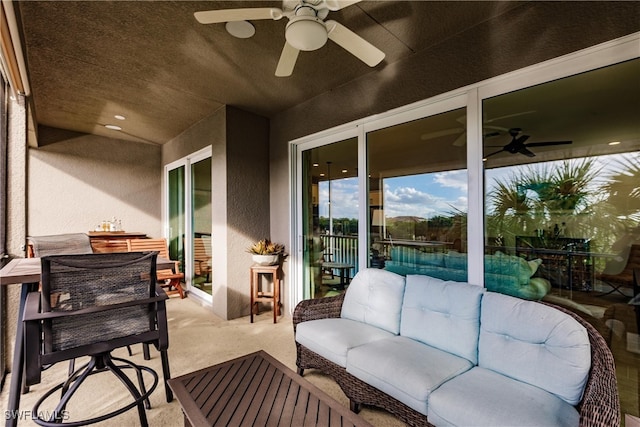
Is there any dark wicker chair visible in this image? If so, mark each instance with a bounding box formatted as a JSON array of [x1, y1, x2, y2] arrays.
[[293, 293, 620, 427], [23, 252, 173, 427], [597, 243, 640, 297]]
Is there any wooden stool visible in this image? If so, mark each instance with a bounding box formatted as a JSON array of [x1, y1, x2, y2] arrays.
[[250, 264, 282, 323]]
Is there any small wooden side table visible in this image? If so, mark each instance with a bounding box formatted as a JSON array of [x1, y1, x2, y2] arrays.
[[250, 263, 282, 323]]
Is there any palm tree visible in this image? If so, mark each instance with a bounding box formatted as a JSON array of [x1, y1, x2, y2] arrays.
[[486, 154, 638, 256], [600, 152, 640, 223], [486, 158, 604, 248]]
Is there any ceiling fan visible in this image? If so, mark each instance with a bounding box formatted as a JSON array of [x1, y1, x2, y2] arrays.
[[194, 0, 385, 77], [484, 128, 572, 158]]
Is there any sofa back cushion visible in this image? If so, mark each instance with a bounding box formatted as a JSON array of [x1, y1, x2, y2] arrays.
[[484, 251, 539, 285], [341, 268, 406, 334], [401, 275, 484, 364], [479, 292, 591, 405]]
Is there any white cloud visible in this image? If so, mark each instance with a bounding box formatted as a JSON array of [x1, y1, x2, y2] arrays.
[[434, 170, 467, 190]]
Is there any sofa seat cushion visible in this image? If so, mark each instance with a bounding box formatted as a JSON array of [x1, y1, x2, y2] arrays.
[[479, 292, 590, 405], [341, 268, 406, 334], [428, 367, 580, 427], [401, 275, 484, 364], [347, 336, 473, 416], [296, 318, 395, 367]]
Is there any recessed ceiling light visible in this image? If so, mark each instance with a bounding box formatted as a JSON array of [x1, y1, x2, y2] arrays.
[[105, 124, 122, 131], [608, 141, 621, 146], [320, 173, 325, 177], [342, 169, 348, 173], [114, 115, 126, 120], [225, 21, 255, 39], [313, 163, 319, 167]]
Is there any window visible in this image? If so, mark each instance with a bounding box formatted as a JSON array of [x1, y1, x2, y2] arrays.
[[367, 108, 468, 281], [483, 59, 640, 301]]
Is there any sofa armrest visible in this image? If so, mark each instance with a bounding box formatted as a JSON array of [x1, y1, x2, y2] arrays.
[[542, 302, 620, 427], [292, 293, 345, 332]]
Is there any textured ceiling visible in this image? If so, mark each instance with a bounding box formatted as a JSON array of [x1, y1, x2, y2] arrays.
[[15, 0, 527, 145]]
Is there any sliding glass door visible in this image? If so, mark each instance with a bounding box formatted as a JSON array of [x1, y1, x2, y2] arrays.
[[165, 147, 212, 301]]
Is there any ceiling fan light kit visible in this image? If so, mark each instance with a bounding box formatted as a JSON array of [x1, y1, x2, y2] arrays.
[[225, 21, 256, 39], [286, 16, 328, 50], [194, 0, 385, 77]]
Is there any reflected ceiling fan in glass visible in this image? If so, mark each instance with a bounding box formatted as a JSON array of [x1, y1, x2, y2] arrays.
[[420, 111, 536, 147], [484, 128, 572, 158]]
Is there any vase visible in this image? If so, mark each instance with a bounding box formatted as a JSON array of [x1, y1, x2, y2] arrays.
[[252, 254, 279, 266]]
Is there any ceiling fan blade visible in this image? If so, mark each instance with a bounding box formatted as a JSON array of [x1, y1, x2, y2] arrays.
[[194, 8, 283, 24], [453, 131, 466, 146], [420, 128, 463, 141], [525, 140, 573, 148], [275, 42, 300, 77], [325, 0, 362, 11], [485, 110, 537, 123], [325, 20, 385, 67], [519, 147, 536, 157], [483, 131, 501, 138], [484, 149, 505, 158], [514, 134, 530, 145]]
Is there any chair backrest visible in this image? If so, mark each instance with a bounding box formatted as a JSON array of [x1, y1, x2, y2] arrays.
[[40, 251, 158, 354], [28, 233, 93, 257], [127, 238, 170, 259], [193, 236, 212, 275], [127, 238, 179, 275], [624, 244, 640, 274]]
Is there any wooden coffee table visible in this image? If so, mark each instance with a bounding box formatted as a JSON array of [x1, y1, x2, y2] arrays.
[[168, 351, 372, 427]]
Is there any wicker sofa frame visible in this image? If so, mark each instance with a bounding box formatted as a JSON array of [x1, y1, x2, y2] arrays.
[[293, 292, 620, 427]]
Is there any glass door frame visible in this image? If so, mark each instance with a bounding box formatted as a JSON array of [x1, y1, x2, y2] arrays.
[[163, 146, 212, 302]]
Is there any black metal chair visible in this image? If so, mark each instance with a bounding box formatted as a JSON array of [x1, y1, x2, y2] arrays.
[[23, 252, 173, 427]]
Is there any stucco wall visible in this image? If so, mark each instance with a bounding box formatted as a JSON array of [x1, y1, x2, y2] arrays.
[[4, 94, 28, 373], [28, 132, 162, 238], [162, 106, 270, 320], [225, 106, 270, 319]]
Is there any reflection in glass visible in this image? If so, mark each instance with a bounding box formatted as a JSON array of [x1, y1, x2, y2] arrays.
[[191, 157, 212, 295], [168, 166, 185, 274], [367, 108, 468, 281], [483, 59, 640, 418], [302, 138, 359, 299]]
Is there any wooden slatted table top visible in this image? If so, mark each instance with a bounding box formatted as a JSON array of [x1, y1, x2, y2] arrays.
[[168, 351, 373, 427]]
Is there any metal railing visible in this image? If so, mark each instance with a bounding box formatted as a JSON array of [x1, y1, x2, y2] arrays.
[[320, 234, 359, 277]]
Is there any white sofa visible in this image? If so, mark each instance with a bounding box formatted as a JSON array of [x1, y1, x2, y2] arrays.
[[293, 268, 620, 427]]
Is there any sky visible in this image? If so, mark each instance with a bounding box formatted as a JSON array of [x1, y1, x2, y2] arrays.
[[318, 170, 468, 220], [317, 152, 635, 221]]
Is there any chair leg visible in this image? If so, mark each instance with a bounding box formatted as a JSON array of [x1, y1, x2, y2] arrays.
[[597, 281, 629, 297], [49, 358, 98, 422], [107, 356, 152, 427], [170, 278, 185, 299], [160, 349, 173, 402], [143, 343, 151, 360], [32, 353, 159, 427]]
